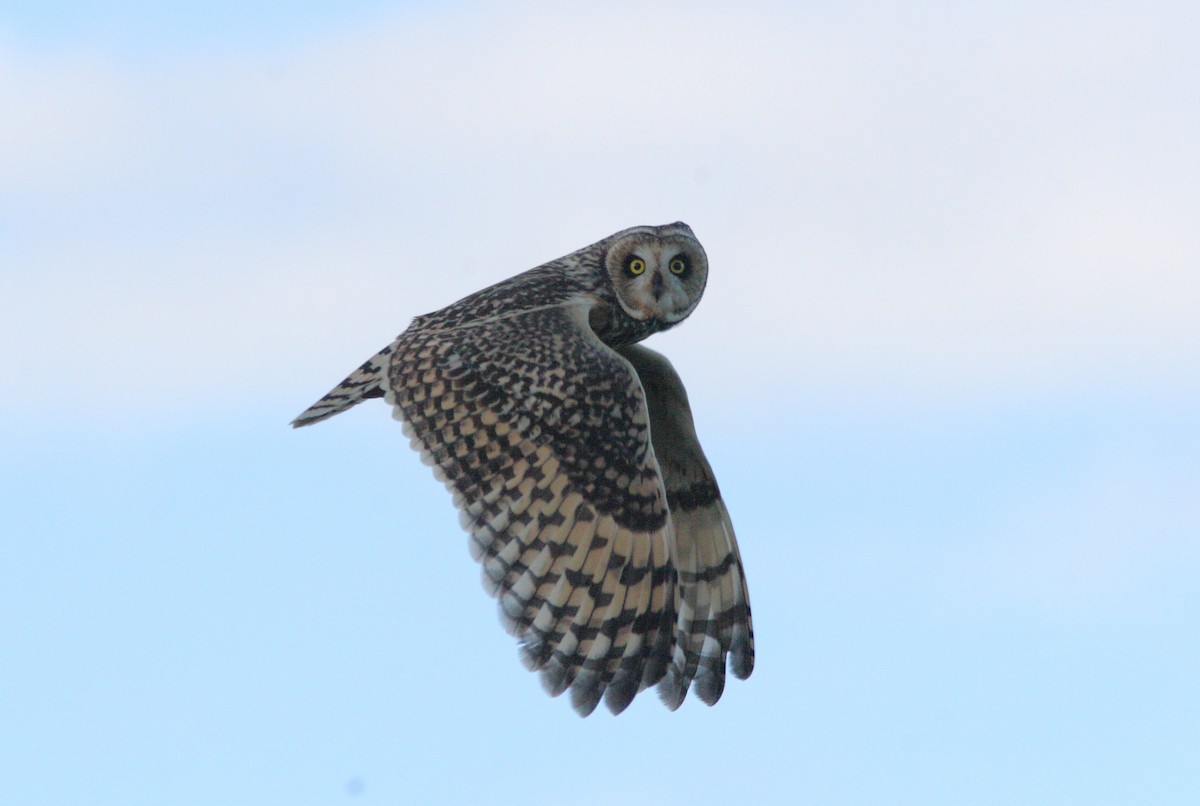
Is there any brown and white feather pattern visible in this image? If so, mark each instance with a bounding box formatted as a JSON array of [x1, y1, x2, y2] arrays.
[[293, 222, 754, 715]]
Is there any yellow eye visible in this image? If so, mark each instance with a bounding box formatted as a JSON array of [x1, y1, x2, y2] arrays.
[[627, 257, 647, 275], [669, 257, 688, 275]]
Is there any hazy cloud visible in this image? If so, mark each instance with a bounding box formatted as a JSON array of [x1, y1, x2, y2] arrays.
[[3, 1, 1198, 415]]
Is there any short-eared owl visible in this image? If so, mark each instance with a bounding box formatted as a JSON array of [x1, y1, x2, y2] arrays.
[[293, 222, 753, 716]]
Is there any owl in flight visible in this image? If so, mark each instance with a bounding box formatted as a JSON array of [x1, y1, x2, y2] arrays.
[[293, 222, 753, 716]]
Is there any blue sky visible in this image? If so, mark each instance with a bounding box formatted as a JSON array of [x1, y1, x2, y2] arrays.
[[3, 2, 1199, 804]]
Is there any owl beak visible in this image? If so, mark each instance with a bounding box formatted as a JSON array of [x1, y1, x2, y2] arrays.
[[651, 271, 664, 299]]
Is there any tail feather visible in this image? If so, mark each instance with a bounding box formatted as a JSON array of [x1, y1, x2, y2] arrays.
[[291, 343, 395, 427]]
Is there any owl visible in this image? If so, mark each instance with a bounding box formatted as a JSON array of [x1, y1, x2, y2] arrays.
[[293, 222, 753, 716]]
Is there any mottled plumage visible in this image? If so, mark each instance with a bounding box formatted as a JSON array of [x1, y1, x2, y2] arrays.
[[293, 222, 753, 715]]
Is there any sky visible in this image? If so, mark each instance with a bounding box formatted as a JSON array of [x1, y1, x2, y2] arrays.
[[2, 1, 1198, 803]]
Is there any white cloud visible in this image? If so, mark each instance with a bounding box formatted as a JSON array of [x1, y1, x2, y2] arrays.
[[3, 1, 1198, 417]]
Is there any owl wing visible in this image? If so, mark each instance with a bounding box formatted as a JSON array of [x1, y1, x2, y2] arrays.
[[292, 297, 753, 715], [617, 344, 755, 707], [385, 300, 685, 716], [393, 298, 753, 714]]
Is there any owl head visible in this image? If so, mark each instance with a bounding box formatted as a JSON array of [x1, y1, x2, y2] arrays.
[[603, 222, 709, 324]]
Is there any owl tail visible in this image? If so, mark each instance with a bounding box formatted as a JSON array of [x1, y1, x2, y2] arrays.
[[291, 343, 395, 428]]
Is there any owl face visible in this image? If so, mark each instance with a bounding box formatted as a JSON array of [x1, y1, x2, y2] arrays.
[[603, 224, 709, 324]]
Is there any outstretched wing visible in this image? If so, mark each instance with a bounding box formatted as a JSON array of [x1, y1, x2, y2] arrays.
[[618, 345, 755, 707], [387, 300, 680, 715], [292, 299, 753, 714]]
